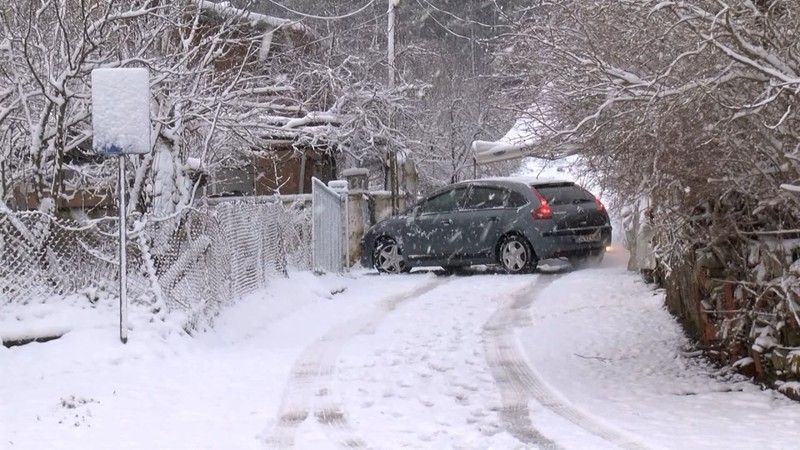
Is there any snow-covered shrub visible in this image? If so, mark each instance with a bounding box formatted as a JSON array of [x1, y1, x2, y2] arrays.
[[651, 188, 800, 390]]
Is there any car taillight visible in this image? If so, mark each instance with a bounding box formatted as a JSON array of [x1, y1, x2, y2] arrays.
[[594, 196, 607, 214], [531, 188, 552, 219]]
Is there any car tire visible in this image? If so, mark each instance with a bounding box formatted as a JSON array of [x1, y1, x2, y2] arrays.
[[569, 250, 605, 269], [373, 238, 410, 274], [498, 235, 537, 274]]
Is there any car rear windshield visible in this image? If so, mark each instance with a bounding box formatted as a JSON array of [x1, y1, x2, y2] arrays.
[[534, 184, 594, 206]]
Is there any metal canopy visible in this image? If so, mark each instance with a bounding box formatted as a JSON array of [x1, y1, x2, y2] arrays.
[[471, 139, 582, 165]]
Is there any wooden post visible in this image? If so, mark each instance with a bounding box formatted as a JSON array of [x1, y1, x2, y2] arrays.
[[752, 349, 764, 377], [695, 267, 716, 345], [724, 280, 736, 363]]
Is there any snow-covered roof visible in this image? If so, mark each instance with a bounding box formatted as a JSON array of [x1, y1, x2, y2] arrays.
[[341, 168, 369, 177], [197, 0, 319, 60], [197, 1, 316, 36]]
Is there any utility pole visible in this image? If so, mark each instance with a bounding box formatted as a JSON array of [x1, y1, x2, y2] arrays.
[[387, 0, 399, 214], [388, 0, 396, 90]]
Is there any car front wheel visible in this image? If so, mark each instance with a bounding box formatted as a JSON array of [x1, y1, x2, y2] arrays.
[[374, 238, 410, 274], [498, 235, 537, 274]]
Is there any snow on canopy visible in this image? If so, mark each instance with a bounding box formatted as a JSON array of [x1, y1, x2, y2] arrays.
[[91, 68, 151, 155], [472, 115, 581, 165], [473, 86, 582, 165]]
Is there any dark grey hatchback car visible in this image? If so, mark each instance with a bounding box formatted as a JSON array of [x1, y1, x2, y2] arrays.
[[360, 177, 612, 274]]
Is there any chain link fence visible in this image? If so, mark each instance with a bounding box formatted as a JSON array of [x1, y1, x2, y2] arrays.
[[0, 199, 312, 331]]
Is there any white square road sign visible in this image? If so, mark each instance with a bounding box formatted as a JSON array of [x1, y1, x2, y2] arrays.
[[91, 68, 151, 155]]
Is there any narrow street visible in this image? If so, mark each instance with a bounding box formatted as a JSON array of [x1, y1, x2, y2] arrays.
[[4, 250, 800, 449], [265, 251, 800, 450], [271, 255, 652, 449]]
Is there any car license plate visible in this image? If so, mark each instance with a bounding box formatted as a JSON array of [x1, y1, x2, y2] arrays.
[[576, 230, 601, 243]]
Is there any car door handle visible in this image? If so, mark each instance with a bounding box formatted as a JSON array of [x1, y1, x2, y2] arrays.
[[488, 216, 500, 222], [441, 219, 452, 226]]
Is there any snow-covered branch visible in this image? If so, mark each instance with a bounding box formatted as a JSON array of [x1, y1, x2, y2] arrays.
[[196, 0, 319, 41], [284, 112, 347, 129]]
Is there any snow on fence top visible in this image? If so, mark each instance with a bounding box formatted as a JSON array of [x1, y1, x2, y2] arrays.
[[91, 68, 151, 155]]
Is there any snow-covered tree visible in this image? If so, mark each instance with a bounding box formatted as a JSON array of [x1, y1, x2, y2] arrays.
[[492, 0, 800, 383], [0, 0, 415, 215], [494, 1, 800, 204], [0, 0, 159, 212], [234, 0, 525, 194]]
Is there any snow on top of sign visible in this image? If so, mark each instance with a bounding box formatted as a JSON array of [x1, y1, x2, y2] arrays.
[[91, 68, 151, 155]]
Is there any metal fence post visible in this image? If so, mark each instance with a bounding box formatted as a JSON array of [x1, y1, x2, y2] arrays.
[[328, 180, 349, 270]]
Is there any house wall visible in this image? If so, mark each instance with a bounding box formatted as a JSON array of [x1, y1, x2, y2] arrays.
[[255, 149, 335, 195], [255, 152, 308, 195], [209, 166, 256, 197]]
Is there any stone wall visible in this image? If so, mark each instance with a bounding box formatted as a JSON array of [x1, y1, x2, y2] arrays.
[[342, 170, 406, 267], [660, 237, 800, 399]]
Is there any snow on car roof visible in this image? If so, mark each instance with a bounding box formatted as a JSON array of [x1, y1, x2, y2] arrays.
[[468, 176, 574, 186]]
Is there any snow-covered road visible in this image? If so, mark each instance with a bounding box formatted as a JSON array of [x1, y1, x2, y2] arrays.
[[3, 250, 800, 449]]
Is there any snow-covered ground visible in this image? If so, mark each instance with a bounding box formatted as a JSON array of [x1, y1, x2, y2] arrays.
[[4, 249, 800, 449]]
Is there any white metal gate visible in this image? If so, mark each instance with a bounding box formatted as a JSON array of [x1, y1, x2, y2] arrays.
[[312, 177, 349, 273]]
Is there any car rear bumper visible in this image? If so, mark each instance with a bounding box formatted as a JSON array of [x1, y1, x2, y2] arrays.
[[535, 226, 612, 259]]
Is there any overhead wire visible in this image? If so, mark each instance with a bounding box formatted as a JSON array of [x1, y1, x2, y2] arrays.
[[265, 0, 376, 21], [416, 0, 502, 30], [412, 0, 511, 43]]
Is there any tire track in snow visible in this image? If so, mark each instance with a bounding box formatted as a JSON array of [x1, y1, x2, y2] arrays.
[[483, 274, 651, 450], [483, 276, 561, 449], [265, 276, 453, 449]]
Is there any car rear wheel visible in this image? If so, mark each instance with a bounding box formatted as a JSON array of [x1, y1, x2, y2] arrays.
[[498, 235, 537, 274], [374, 238, 410, 274]]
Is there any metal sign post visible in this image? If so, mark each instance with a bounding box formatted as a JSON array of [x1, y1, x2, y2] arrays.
[[91, 68, 151, 344], [118, 157, 128, 344]]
